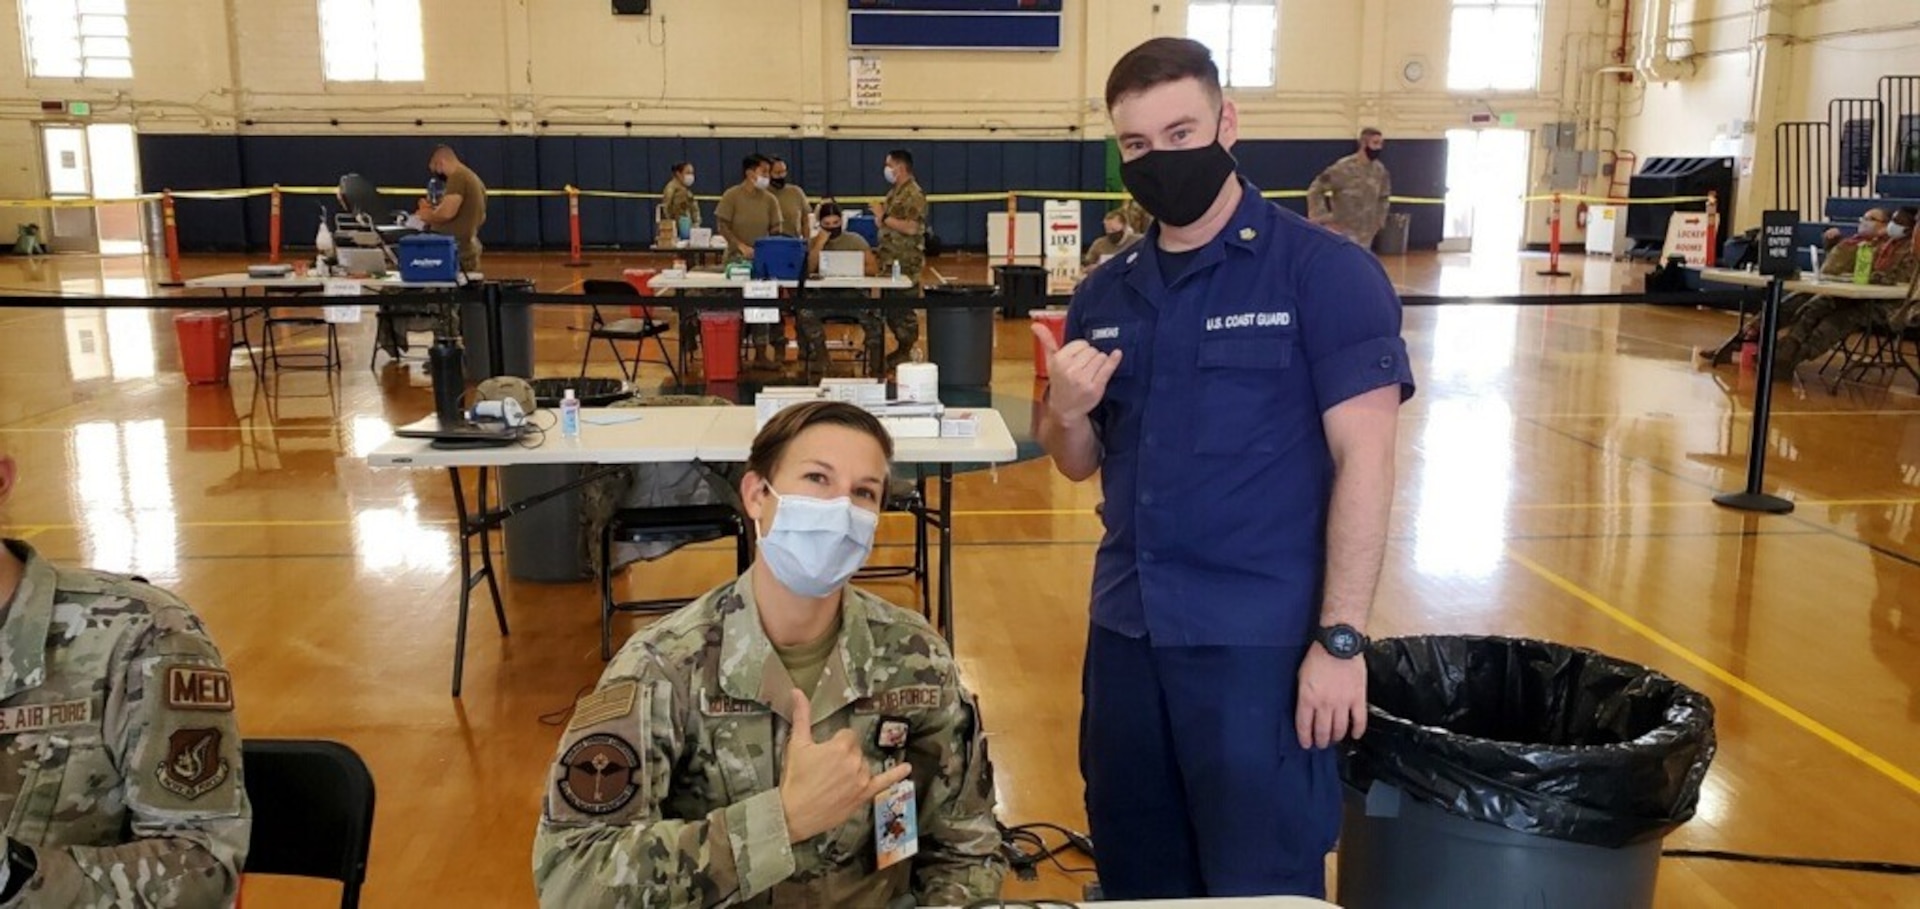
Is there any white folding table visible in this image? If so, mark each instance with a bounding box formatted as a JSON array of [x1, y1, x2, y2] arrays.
[[367, 405, 1017, 695]]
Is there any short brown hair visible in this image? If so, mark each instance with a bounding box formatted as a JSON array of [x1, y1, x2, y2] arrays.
[[1361, 128, 1383, 140], [747, 401, 893, 480], [1105, 37, 1222, 111]]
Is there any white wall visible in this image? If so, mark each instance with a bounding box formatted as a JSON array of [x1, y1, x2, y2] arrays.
[[1618, 0, 1920, 227], [0, 0, 1631, 239]]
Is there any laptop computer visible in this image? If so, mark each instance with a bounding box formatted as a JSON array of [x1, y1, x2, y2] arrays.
[[393, 415, 524, 448], [818, 250, 865, 279]]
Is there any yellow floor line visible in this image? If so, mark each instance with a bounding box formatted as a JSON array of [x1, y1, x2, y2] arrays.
[[1506, 547, 1920, 798]]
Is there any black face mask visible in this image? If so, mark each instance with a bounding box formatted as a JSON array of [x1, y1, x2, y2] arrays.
[[1120, 141, 1237, 228], [770, 177, 788, 191], [825, 225, 843, 238], [1106, 230, 1126, 244], [1363, 146, 1382, 161]]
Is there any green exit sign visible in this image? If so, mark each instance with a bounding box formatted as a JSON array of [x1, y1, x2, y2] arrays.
[[68, 101, 90, 116], [1498, 113, 1517, 127]]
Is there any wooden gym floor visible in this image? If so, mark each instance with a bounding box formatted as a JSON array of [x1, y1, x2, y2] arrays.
[[0, 249, 1916, 906]]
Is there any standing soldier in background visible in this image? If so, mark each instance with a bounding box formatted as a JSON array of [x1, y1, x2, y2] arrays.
[[0, 446, 251, 906], [871, 149, 927, 374], [660, 162, 701, 233], [769, 157, 810, 238], [1307, 128, 1392, 248]]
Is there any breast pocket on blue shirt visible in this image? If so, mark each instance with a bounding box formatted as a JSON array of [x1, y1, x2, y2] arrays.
[[1194, 333, 1293, 454]]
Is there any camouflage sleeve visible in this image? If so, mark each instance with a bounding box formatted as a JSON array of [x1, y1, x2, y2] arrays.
[[15, 607, 247, 908], [532, 675, 797, 908], [1820, 241, 1855, 277], [888, 185, 928, 232], [907, 665, 1007, 905], [1874, 248, 1916, 286], [1306, 167, 1335, 219]]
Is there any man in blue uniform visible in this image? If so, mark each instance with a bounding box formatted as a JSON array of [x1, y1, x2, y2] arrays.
[[1032, 37, 1415, 899]]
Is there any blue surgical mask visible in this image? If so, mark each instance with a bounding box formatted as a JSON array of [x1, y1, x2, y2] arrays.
[[883, 165, 897, 185], [756, 484, 878, 598]]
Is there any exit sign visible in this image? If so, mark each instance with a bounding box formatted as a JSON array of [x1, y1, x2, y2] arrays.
[[68, 101, 90, 116]]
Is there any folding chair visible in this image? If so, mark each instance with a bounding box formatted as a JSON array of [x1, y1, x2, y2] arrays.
[[240, 739, 376, 909], [578, 279, 679, 385]]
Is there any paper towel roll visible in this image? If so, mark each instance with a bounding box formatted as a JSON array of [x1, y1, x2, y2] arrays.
[[896, 362, 940, 403]]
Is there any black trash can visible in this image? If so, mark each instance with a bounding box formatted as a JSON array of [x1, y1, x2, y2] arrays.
[[499, 463, 592, 583], [1372, 212, 1411, 255], [1338, 635, 1716, 909], [461, 279, 536, 380], [925, 284, 997, 388], [993, 264, 1048, 318]]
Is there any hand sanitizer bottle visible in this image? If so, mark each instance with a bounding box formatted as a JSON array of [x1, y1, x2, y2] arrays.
[[560, 388, 581, 438]]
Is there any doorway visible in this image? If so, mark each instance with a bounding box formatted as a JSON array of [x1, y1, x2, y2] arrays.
[[39, 123, 145, 256], [1441, 128, 1530, 254]]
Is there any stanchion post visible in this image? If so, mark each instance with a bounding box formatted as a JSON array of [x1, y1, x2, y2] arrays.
[[1005, 191, 1017, 268], [268, 184, 283, 265], [1537, 192, 1571, 277], [565, 185, 588, 267], [1715, 210, 1797, 514], [1705, 191, 1720, 268], [159, 189, 184, 287]]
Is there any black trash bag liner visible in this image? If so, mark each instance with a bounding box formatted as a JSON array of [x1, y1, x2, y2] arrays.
[[1341, 635, 1716, 849], [530, 377, 628, 408]]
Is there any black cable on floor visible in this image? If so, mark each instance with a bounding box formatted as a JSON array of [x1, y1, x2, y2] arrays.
[[998, 820, 1096, 882], [1663, 849, 1920, 876]]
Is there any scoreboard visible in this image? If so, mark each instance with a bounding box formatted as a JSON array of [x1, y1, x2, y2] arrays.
[[849, 1, 1065, 51]]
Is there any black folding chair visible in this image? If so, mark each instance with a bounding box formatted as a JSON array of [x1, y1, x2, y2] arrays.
[[241, 739, 376, 909], [578, 279, 679, 385]]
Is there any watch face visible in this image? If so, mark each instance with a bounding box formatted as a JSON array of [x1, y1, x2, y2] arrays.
[[1325, 626, 1364, 657]]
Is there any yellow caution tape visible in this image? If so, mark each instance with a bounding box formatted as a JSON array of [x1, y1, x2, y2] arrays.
[[0, 187, 1722, 211]]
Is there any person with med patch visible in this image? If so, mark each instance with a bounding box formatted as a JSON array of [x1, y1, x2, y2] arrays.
[[532, 402, 1005, 907], [0, 443, 251, 906], [1032, 38, 1416, 899]]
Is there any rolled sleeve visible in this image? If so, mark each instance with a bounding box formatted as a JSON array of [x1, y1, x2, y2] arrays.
[[1309, 335, 1415, 412], [1299, 242, 1417, 411], [718, 788, 797, 899]]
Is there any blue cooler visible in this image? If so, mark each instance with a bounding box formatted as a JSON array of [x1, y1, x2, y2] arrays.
[[752, 236, 806, 280], [398, 234, 461, 282], [846, 212, 880, 247]]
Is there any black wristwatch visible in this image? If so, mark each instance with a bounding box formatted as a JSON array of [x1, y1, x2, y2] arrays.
[[1316, 624, 1370, 659]]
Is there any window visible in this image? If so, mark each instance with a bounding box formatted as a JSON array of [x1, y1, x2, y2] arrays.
[[319, 0, 424, 83], [1186, 0, 1276, 90], [1447, 0, 1542, 91], [22, 0, 131, 80]]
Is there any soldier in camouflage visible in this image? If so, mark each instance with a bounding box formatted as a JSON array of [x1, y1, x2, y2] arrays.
[[870, 150, 928, 374], [0, 448, 249, 907], [1306, 128, 1392, 247], [533, 402, 1005, 907], [662, 162, 703, 231], [800, 201, 879, 376], [1773, 206, 1919, 374]]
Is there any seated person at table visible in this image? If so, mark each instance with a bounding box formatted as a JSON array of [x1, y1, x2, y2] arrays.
[[1081, 209, 1141, 272], [798, 201, 880, 375], [532, 402, 1006, 908], [0, 443, 251, 906], [1773, 207, 1915, 373]]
